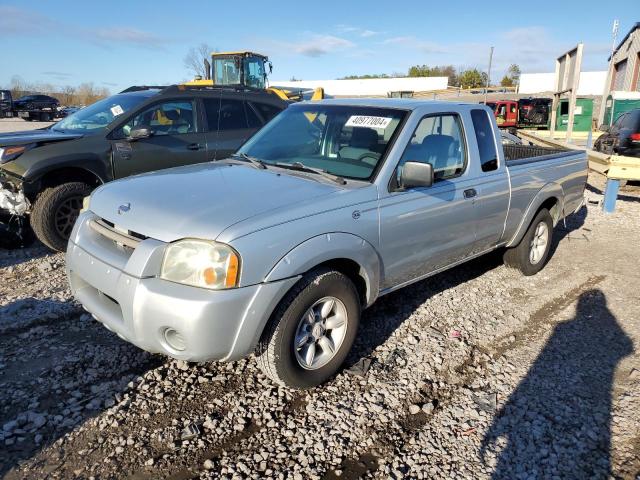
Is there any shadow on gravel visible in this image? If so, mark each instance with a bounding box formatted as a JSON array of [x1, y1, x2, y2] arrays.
[[0, 243, 50, 269], [480, 290, 633, 479], [586, 182, 640, 203], [548, 204, 587, 260], [349, 249, 504, 366], [349, 206, 587, 368]]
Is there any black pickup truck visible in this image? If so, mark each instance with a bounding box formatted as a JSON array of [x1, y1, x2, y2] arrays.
[[0, 85, 288, 250], [12, 94, 60, 122]]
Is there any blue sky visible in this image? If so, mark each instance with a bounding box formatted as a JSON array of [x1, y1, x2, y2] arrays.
[[0, 0, 635, 93]]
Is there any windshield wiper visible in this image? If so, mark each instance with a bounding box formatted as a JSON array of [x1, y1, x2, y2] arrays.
[[230, 153, 268, 169], [274, 162, 346, 185]]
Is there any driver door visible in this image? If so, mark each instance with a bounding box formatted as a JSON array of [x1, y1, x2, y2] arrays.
[[110, 99, 208, 178]]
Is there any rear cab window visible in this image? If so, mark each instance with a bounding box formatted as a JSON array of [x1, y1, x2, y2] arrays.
[[470, 109, 499, 172]]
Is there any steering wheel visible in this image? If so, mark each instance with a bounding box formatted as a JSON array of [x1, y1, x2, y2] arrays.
[[355, 151, 381, 166]]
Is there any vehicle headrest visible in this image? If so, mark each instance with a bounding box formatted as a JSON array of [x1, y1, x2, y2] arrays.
[[350, 127, 378, 148], [421, 134, 454, 149], [164, 109, 180, 121]]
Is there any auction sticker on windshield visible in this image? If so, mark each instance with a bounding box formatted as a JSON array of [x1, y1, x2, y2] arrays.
[[110, 105, 124, 116], [345, 115, 392, 129]]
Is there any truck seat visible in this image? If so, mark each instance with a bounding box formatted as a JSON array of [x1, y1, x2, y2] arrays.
[[338, 127, 381, 165]]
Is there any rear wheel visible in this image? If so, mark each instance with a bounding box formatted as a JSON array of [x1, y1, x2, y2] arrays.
[[30, 182, 91, 252], [503, 208, 553, 276], [256, 268, 360, 389]]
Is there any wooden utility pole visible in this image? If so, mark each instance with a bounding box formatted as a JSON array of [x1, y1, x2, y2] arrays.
[[484, 46, 494, 104]]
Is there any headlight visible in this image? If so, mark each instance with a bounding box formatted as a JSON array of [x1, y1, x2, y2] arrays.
[[0, 144, 34, 164], [160, 239, 240, 290]]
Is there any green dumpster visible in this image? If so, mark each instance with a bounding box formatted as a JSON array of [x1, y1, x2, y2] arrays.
[[602, 91, 640, 126], [555, 98, 593, 132]]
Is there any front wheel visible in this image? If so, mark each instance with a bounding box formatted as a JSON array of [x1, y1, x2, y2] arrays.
[[30, 182, 91, 252], [503, 208, 554, 276], [256, 268, 360, 389]]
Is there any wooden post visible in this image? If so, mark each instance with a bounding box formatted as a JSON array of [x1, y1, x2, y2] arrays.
[[550, 57, 561, 137], [565, 43, 584, 143]]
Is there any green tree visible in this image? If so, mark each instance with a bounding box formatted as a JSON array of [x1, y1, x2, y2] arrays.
[[459, 69, 486, 89], [340, 73, 390, 79], [506, 63, 521, 85], [500, 75, 514, 87], [408, 64, 458, 86]]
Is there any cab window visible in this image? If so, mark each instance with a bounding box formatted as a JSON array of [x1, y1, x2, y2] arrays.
[[399, 114, 467, 182]]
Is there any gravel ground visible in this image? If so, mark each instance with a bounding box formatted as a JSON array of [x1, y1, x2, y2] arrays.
[[1, 164, 639, 478]]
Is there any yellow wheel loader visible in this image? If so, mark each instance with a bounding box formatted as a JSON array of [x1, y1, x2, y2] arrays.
[[184, 51, 324, 101]]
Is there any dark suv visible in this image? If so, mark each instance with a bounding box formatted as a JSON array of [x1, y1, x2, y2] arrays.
[[0, 85, 288, 250], [595, 109, 640, 158]]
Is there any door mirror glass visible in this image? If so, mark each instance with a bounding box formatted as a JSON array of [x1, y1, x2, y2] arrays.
[[129, 126, 152, 141], [400, 161, 434, 189]]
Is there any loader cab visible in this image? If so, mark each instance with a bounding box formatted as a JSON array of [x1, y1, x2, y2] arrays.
[[211, 52, 270, 90]]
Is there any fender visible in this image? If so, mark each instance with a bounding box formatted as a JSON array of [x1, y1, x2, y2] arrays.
[[264, 232, 382, 307], [506, 182, 565, 248]]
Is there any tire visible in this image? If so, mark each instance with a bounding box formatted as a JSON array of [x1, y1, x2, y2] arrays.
[[40, 112, 51, 122], [30, 182, 91, 252], [256, 268, 361, 389], [503, 208, 553, 276]]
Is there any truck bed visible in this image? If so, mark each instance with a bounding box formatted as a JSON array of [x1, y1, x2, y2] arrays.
[[503, 144, 573, 165]]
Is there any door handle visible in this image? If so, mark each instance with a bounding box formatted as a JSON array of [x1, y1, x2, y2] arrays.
[[187, 143, 203, 151], [463, 188, 477, 199]]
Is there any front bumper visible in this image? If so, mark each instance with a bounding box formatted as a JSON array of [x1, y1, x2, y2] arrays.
[[66, 213, 299, 362]]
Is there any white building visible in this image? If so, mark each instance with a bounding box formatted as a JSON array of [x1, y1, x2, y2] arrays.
[[271, 77, 448, 97], [518, 71, 607, 95]]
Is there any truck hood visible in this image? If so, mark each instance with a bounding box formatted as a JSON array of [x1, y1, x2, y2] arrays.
[[90, 162, 355, 243], [0, 128, 84, 147]]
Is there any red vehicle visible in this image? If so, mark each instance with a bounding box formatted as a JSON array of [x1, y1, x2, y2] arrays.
[[490, 98, 551, 130]]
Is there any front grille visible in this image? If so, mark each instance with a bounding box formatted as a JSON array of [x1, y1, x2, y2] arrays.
[[89, 218, 148, 251]]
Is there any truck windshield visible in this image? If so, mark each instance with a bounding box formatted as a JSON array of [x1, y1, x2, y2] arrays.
[[51, 93, 151, 133], [238, 104, 407, 180]]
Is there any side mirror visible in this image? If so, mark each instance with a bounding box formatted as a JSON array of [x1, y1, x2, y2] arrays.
[[400, 161, 434, 189], [129, 126, 152, 141], [598, 124, 610, 133]]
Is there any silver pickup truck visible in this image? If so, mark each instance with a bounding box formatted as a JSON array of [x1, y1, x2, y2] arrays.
[[66, 99, 587, 388]]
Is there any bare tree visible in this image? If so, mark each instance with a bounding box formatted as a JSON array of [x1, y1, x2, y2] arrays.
[[10, 75, 27, 98], [184, 43, 215, 79], [61, 86, 76, 106]]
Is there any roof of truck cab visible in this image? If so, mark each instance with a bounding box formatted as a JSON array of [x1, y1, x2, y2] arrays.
[[298, 98, 481, 110]]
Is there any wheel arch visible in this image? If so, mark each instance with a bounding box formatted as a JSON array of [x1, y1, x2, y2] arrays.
[[506, 183, 564, 248], [37, 166, 104, 190], [225, 233, 382, 361], [263, 232, 382, 308]]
